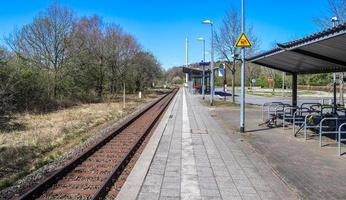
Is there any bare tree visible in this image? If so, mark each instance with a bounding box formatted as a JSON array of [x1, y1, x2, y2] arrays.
[[129, 52, 162, 92], [105, 28, 140, 94], [68, 16, 107, 98], [8, 3, 73, 98], [214, 9, 260, 101]]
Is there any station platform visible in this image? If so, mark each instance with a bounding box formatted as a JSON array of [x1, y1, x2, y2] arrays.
[[116, 88, 297, 200]]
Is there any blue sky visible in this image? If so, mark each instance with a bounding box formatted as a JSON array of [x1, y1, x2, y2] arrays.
[[0, 0, 331, 69]]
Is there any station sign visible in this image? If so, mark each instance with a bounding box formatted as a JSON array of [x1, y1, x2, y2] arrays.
[[199, 61, 210, 66], [218, 63, 225, 77], [267, 75, 273, 84]]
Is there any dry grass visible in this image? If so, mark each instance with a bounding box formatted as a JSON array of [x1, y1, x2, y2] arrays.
[[0, 94, 158, 189]]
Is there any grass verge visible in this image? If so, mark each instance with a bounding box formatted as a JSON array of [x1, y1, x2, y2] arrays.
[[0, 94, 158, 190]]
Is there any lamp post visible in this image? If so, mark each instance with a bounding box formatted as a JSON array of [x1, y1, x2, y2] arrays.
[[331, 17, 343, 106], [202, 19, 214, 106], [197, 37, 206, 100], [185, 38, 189, 90], [331, 17, 340, 111]]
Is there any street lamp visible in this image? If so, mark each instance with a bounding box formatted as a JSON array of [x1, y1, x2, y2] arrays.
[[331, 16, 339, 27], [202, 19, 214, 106], [331, 16, 342, 107], [197, 37, 206, 100]]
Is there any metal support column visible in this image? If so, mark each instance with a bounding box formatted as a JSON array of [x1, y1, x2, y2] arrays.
[[333, 73, 337, 114], [292, 73, 298, 108]]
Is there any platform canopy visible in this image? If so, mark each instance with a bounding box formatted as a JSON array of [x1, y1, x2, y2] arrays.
[[247, 23, 346, 74]]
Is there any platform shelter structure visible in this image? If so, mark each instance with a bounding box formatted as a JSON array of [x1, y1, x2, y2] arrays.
[[247, 23, 346, 110], [182, 66, 211, 94]]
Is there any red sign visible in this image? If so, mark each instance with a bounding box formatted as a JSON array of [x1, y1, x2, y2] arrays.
[[267, 76, 273, 84]]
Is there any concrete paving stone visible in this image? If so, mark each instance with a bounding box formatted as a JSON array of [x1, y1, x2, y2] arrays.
[[195, 162, 211, 167], [197, 172, 214, 178], [143, 174, 163, 186], [240, 194, 261, 200], [194, 156, 209, 162], [236, 186, 258, 195], [219, 190, 242, 199], [161, 181, 180, 189], [148, 165, 166, 175], [220, 196, 242, 200], [159, 197, 180, 200], [140, 184, 161, 194], [151, 156, 167, 164], [225, 164, 242, 170], [201, 197, 222, 200], [137, 192, 160, 200], [208, 159, 224, 165], [165, 165, 180, 172], [213, 170, 230, 177], [217, 182, 238, 191], [160, 188, 180, 197], [181, 196, 202, 200], [253, 184, 272, 192], [248, 178, 269, 186], [198, 180, 219, 190], [200, 189, 221, 197], [166, 159, 180, 164], [164, 170, 180, 177], [229, 173, 248, 180], [258, 191, 278, 199], [232, 178, 252, 188], [196, 166, 213, 173], [163, 176, 180, 183], [215, 175, 233, 183], [181, 166, 198, 175]]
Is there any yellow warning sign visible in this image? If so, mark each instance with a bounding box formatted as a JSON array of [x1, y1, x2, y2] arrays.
[[236, 33, 252, 48]]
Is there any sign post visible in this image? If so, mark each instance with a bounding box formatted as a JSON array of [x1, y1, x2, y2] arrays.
[[236, 0, 252, 133], [219, 63, 227, 101]]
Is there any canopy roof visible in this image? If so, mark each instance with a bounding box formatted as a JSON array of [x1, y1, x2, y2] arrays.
[[247, 23, 346, 74]]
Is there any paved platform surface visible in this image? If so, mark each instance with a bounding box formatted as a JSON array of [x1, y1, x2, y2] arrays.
[[120, 88, 297, 200], [215, 104, 346, 200]]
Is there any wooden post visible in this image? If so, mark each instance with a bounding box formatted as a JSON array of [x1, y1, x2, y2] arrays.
[[123, 82, 126, 109]]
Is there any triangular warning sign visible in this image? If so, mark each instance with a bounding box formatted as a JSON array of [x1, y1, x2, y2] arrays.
[[236, 33, 252, 48]]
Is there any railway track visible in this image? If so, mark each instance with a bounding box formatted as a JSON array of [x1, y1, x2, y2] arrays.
[[18, 89, 178, 200]]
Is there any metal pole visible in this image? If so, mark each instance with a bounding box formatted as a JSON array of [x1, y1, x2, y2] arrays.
[[341, 73, 344, 105], [185, 38, 189, 86], [210, 24, 214, 106], [232, 48, 236, 103], [240, 0, 246, 133], [282, 72, 285, 97], [331, 19, 339, 110], [202, 39, 206, 99], [334, 73, 337, 114], [224, 64, 227, 101], [292, 74, 297, 108]]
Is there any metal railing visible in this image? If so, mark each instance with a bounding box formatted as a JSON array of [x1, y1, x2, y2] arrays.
[[282, 106, 298, 129], [338, 123, 346, 156], [319, 117, 338, 147]]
